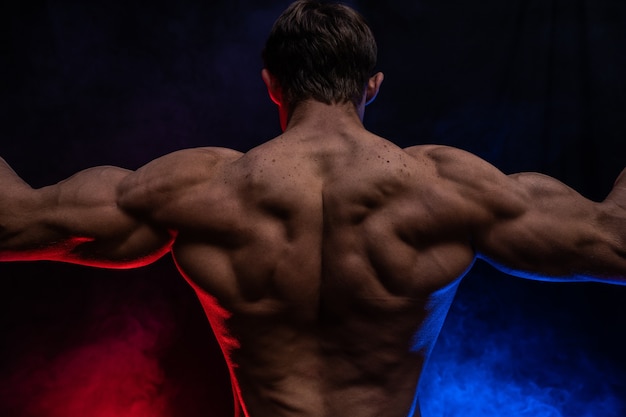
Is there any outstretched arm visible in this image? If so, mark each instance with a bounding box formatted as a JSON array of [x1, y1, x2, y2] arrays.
[[476, 170, 626, 282], [418, 146, 626, 283], [0, 157, 174, 268]]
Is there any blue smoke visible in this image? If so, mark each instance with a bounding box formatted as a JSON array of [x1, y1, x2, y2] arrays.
[[419, 268, 626, 417]]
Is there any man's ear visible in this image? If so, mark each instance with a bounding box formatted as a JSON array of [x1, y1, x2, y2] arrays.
[[365, 72, 384, 106], [262, 69, 283, 106], [262, 69, 289, 131]]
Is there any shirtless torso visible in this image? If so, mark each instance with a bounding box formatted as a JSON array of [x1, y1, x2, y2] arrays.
[[1, 102, 625, 417], [166, 130, 471, 417]]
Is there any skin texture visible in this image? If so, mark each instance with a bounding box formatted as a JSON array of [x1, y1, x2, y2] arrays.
[[1, 73, 626, 417]]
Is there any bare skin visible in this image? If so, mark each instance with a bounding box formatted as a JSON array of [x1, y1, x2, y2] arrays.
[[1, 74, 626, 417]]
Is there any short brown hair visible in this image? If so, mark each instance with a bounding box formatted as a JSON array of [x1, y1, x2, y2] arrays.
[[262, 0, 377, 110]]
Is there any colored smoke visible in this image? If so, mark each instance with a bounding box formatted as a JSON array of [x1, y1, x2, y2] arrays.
[[420, 269, 626, 417], [1, 303, 175, 417]]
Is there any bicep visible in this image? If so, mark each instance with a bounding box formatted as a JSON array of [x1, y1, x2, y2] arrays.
[[1, 166, 173, 268]]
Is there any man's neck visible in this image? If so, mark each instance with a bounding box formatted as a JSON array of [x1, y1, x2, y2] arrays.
[[283, 100, 366, 135]]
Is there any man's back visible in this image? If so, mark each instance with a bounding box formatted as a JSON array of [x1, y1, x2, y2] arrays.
[[163, 126, 475, 417]]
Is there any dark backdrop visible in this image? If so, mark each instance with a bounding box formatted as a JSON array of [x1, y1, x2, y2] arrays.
[[1, 1, 625, 416]]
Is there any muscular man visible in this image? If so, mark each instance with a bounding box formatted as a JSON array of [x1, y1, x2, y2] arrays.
[[1, 1, 625, 416]]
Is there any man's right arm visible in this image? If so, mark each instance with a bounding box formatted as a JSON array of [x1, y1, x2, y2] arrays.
[[475, 169, 626, 282], [0, 156, 174, 268]]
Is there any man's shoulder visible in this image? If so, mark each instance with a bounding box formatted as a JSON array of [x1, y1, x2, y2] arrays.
[[402, 144, 498, 176], [158, 146, 244, 164], [117, 146, 243, 214], [403, 144, 465, 159], [135, 146, 243, 179]]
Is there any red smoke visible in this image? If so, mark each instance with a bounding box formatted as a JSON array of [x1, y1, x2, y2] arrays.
[[2, 310, 173, 417]]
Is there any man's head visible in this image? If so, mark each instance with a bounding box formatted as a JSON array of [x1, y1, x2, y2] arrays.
[[262, 1, 381, 122]]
